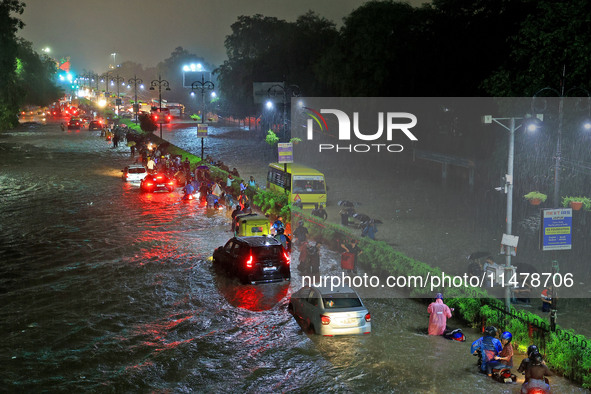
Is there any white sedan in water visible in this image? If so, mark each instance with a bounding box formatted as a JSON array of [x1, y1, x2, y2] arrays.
[[121, 164, 148, 183], [288, 285, 371, 336]]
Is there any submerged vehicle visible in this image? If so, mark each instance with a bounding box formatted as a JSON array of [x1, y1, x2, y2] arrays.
[[289, 286, 371, 336]]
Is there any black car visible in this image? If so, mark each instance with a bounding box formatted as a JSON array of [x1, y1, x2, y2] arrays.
[[88, 120, 103, 131], [140, 172, 175, 193], [213, 236, 291, 284], [67, 117, 82, 129]]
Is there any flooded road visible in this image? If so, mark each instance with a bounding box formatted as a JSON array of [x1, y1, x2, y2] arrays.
[[0, 122, 585, 392]]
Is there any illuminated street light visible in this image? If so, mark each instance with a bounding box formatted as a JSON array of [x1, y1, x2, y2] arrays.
[[532, 79, 591, 207], [101, 71, 112, 95], [149, 75, 171, 139], [128, 75, 143, 124], [110, 74, 125, 116], [267, 80, 300, 139], [191, 74, 215, 159]]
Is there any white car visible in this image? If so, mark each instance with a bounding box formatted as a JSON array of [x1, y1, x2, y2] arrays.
[[122, 164, 148, 183], [289, 285, 371, 336]]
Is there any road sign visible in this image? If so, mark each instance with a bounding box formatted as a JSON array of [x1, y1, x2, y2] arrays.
[[278, 142, 293, 163], [197, 124, 208, 138], [540, 208, 572, 251]]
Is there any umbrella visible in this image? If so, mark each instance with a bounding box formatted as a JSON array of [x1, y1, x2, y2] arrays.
[[197, 165, 209, 170], [352, 213, 371, 222], [338, 200, 357, 207], [126, 141, 136, 147], [339, 207, 356, 216]]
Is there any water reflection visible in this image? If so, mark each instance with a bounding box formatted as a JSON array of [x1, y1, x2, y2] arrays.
[[215, 274, 290, 311]]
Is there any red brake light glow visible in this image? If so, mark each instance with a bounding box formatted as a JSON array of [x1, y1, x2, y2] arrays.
[[283, 251, 290, 265], [321, 315, 331, 325], [365, 313, 371, 322], [245, 254, 254, 269]]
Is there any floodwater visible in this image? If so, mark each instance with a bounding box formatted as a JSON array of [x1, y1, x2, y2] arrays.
[[0, 121, 585, 392]]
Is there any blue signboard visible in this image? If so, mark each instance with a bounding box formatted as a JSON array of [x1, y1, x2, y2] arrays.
[[540, 208, 572, 251]]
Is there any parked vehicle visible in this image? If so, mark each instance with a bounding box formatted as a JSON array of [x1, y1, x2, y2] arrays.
[[289, 286, 371, 336], [122, 164, 148, 183], [212, 236, 290, 284]]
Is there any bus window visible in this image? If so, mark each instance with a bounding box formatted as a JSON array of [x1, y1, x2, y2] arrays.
[[292, 178, 326, 194]]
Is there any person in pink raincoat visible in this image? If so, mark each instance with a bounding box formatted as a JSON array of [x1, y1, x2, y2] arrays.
[[427, 293, 452, 335]]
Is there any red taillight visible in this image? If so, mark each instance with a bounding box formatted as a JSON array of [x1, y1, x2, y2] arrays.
[[156, 175, 163, 180], [321, 315, 331, 325], [168, 180, 175, 186], [283, 251, 290, 265], [167, 116, 171, 121], [245, 254, 254, 269], [146, 182, 153, 187], [364, 313, 371, 322], [153, 115, 158, 121]]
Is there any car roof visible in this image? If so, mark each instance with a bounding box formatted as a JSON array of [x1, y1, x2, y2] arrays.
[[234, 236, 281, 247], [236, 213, 268, 222], [128, 164, 145, 168], [311, 285, 360, 296]]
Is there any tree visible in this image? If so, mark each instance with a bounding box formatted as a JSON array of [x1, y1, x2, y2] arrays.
[[15, 38, 62, 106], [0, 0, 25, 130], [483, 0, 591, 96]]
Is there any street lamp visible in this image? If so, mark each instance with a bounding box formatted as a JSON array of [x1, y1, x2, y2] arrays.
[[191, 74, 215, 159], [101, 71, 112, 95], [149, 74, 171, 139], [111, 74, 125, 116], [267, 81, 300, 139], [483, 115, 529, 312], [128, 75, 143, 124], [531, 82, 591, 208]]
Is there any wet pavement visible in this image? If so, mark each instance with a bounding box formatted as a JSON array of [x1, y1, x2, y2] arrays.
[[0, 121, 586, 392]]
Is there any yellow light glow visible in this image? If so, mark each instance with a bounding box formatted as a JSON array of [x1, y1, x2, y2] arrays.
[[98, 99, 107, 107]]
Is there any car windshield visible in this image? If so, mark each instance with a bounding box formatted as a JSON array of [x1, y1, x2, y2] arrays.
[[252, 245, 282, 259], [322, 294, 362, 309]]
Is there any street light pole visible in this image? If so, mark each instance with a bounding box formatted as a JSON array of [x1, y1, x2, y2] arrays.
[[149, 74, 171, 139], [101, 71, 112, 95], [485, 116, 523, 312], [111, 74, 125, 117], [532, 73, 591, 207], [128, 75, 143, 125], [191, 74, 214, 159], [267, 81, 300, 139]]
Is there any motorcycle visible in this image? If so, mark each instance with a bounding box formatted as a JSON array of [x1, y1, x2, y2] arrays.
[[473, 350, 517, 383]]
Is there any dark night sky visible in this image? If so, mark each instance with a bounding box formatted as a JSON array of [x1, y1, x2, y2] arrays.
[[18, 0, 424, 74]]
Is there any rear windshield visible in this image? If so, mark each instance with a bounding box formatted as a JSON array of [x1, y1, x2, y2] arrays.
[[322, 294, 362, 309], [252, 245, 282, 259], [128, 168, 146, 174]]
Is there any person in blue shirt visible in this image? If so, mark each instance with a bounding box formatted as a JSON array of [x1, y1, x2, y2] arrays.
[[182, 182, 195, 200], [471, 326, 503, 375]]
